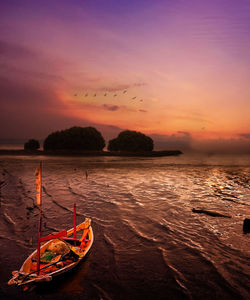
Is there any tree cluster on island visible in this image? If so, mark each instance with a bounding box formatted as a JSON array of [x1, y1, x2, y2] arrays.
[[24, 126, 154, 152], [24, 139, 40, 151], [43, 127, 105, 151], [108, 130, 153, 152]]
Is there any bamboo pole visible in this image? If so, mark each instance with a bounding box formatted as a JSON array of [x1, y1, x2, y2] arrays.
[[36, 162, 42, 274], [74, 203, 76, 239]]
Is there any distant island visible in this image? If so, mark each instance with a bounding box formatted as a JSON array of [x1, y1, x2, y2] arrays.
[[0, 127, 183, 157]]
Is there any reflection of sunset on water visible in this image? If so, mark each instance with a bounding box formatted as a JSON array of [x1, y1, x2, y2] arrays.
[[0, 155, 249, 299]]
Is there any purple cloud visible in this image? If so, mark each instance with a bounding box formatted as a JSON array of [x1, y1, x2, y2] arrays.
[[103, 104, 120, 111], [97, 84, 129, 92], [238, 133, 250, 139], [150, 132, 192, 151], [134, 82, 147, 87], [95, 81, 147, 93], [0, 40, 35, 59]]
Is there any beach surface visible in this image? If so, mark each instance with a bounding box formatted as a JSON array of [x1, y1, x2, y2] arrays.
[[0, 154, 249, 299]]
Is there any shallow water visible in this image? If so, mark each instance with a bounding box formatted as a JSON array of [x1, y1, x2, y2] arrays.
[[0, 154, 249, 299]]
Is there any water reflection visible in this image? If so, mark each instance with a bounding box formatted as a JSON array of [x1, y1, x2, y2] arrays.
[[0, 154, 249, 299]]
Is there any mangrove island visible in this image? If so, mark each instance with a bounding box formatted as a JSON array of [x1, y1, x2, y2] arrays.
[[0, 126, 183, 157]]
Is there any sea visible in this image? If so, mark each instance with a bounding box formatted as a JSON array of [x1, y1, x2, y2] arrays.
[[0, 153, 249, 300]]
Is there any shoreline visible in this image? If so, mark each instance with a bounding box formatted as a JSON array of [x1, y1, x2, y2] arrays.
[[0, 149, 182, 157]]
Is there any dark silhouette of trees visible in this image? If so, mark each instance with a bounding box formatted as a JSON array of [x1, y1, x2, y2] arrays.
[[108, 130, 153, 152], [43, 127, 105, 151], [24, 139, 40, 150]]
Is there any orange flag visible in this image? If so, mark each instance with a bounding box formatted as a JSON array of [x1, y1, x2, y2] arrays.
[[35, 163, 42, 206]]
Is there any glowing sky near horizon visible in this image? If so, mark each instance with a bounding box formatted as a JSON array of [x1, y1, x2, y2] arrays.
[[0, 0, 250, 150]]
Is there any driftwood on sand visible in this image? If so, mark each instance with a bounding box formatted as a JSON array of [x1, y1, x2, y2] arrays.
[[243, 218, 250, 234], [192, 208, 231, 218]]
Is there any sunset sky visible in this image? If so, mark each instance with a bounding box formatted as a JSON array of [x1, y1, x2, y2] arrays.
[[1, 0, 250, 152]]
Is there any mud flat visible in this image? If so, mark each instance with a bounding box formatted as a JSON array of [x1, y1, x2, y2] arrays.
[[0, 149, 182, 157]]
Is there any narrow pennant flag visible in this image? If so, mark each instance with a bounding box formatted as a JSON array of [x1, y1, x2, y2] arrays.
[[35, 163, 42, 206]]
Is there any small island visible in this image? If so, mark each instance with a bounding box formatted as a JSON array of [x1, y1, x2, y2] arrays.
[[0, 127, 183, 157]]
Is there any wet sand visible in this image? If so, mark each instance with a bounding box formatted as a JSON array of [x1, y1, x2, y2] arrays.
[[0, 149, 182, 157], [0, 154, 249, 299]]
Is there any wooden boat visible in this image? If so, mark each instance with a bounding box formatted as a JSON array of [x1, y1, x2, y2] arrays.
[[8, 163, 94, 287], [8, 217, 94, 286]]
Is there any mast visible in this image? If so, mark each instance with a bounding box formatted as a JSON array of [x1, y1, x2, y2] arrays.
[[74, 203, 76, 239], [36, 162, 42, 274]]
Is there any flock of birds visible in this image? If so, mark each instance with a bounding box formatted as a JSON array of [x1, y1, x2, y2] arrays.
[[74, 89, 143, 102]]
